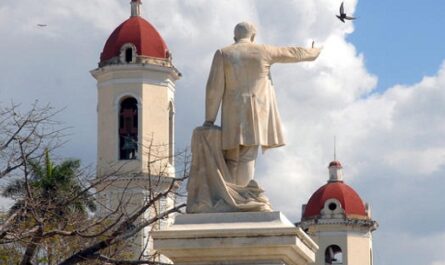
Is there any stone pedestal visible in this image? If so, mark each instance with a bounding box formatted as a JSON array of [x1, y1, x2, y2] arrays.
[[152, 211, 318, 265]]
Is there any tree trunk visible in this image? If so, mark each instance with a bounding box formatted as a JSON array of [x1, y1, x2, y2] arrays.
[[20, 227, 43, 265]]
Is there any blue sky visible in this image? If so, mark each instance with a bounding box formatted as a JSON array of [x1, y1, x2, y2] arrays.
[[1, 1, 445, 264], [349, 0, 445, 92]]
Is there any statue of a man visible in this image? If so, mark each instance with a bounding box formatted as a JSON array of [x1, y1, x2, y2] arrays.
[[203, 22, 321, 186]]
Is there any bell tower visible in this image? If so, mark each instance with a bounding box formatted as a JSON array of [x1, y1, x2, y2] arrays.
[[297, 161, 378, 265], [90, 0, 180, 257], [91, 0, 180, 178]]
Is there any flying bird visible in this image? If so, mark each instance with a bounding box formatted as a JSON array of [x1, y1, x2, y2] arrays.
[[336, 2, 356, 23], [37, 24, 48, 27]]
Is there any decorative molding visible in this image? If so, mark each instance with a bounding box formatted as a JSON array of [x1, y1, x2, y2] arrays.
[[91, 62, 180, 81], [113, 92, 142, 112], [315, 230, 372, 238], [297, 217, 378, 231], [97, 77, 176, 90]]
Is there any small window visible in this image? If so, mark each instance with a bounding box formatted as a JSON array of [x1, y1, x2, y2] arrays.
[[120, 43, 136, 64], [125, 48, 133, 63], [325, 245, 343, 264], [328, 202, 337, 211], [119, 97, 138, 160]]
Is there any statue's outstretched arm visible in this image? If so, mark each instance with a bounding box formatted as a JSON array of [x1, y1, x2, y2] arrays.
[[266, 44, 321, 64]]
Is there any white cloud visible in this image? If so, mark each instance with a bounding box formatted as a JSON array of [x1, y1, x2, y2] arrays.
[[264, 58, 445, 219], [384, 147, 445, 175], [375, 231, 445, 265]]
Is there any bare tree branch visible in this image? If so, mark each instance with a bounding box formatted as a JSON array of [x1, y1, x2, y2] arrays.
[[93, 254, 171, 265], [0, 102, 191, 265]]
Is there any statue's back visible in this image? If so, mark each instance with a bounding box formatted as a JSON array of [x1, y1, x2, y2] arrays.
[[221, 42, 271, 90]]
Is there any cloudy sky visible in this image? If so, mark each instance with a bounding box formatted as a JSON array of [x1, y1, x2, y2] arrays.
[[1, 0, 445, 264]]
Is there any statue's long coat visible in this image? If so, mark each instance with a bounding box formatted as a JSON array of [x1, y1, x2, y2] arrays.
[[205, 39, 320, 150]]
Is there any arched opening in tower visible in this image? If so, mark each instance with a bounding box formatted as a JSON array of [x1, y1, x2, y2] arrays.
[[125, 47, 133, 63], [325, 245, 343, 264], [119, 97, 138, 160]]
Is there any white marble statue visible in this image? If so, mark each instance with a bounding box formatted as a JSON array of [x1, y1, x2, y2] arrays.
[[187, 22, 321, 213]]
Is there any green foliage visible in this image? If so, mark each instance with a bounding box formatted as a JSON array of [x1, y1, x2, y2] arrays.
[[0, 245, 21, 264], [1, 149, 96, 264], [2, 149, 96, 219]]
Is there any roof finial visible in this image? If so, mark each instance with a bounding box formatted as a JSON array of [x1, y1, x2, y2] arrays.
[[131, 0, 142, 17], [334, 135, 336, 161], [328, 136, 343, 182]]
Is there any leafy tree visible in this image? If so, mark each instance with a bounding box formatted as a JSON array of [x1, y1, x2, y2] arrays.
[[3, 149, 95, 217]]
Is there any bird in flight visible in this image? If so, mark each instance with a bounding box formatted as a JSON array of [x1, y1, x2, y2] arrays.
[[336, 2, 356, 23], [37, 24, 48, 27]]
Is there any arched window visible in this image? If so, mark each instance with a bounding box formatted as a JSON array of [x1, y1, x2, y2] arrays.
[[125, 48, 133, 63], [119, 97, 138, 160], [325, 245, 343, 264], [120, 43, 136, 64]]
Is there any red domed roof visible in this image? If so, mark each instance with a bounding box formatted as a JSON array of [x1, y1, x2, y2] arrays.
[[100, 16, 169, 62], [303, 181, 367, 219]]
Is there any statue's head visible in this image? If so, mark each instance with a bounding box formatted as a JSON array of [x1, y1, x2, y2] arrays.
[[234, 22, 256, 43]]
